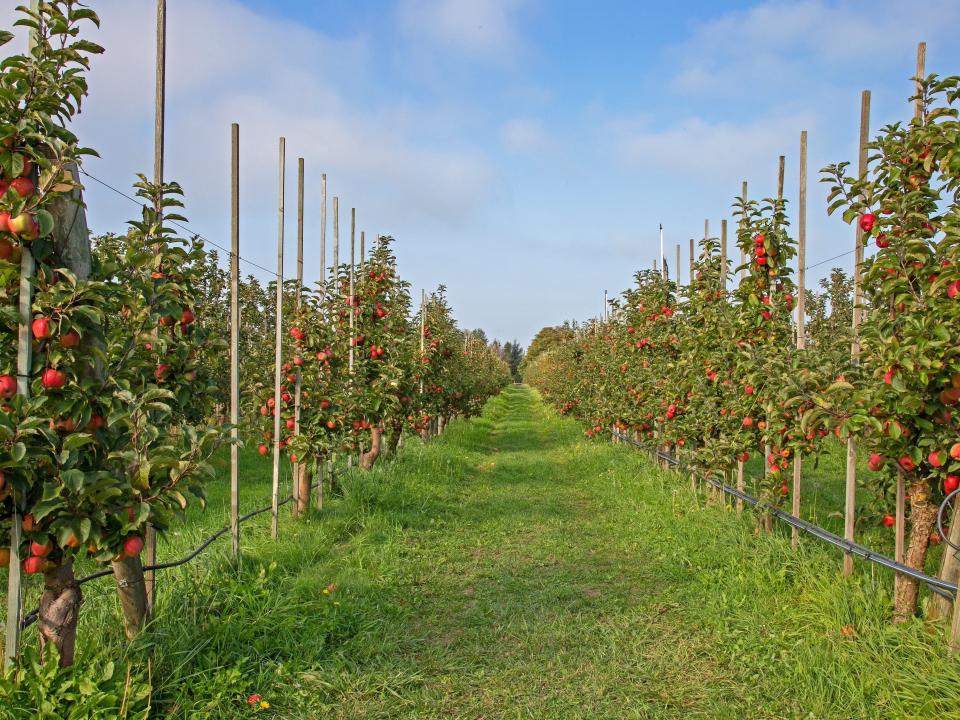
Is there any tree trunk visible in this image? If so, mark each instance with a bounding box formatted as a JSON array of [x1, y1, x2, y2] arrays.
[[385, 420, 403, 457], [894, 478, 938, 623], [112, 554, 148, 640], [360, 427, 382, 470], [38, 559, 82, 667], [296, 463, 312, 515]]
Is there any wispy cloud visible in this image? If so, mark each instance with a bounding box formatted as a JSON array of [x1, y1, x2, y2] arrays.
[[397, 0, 529, 63]]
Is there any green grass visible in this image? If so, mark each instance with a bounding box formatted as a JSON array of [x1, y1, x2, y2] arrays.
[[3, 385, 960, 718]]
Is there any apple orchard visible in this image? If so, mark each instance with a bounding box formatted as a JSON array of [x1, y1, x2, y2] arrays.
[[524, 75, 960, 625], [0, 2, 510, 670]]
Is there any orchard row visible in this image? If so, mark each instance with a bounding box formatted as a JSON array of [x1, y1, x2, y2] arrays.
[[525, 72, 960, 626], [0, 2, 510, 669]]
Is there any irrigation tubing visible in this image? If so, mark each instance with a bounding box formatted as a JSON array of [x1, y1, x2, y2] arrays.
[[611, 430, 958, 600], [19, 477, 330, 630]]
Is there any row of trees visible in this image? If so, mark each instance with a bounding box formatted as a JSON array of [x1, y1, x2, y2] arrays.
[[525, 73, 960, 624], [0, 1, 510, 670]]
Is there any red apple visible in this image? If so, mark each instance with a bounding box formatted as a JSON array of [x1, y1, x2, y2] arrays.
[[951, 443, 960, 461], [742, 417, 753, 427], [123, 536, 144, 557], [738, 452, 749, 462], [60, 329, 81, 348], [867, 452, 884, 472], [898, 455, 916, 472], [154, 364, 171, 381], [883, 514, 896, 527], [9, 177, 34, 198], [258, 444, 268, 456], [23, 556, 45, 574], [31, 539, 52, 557], [744, 385, 754, 395], [0, 212, 9, 233], [180, 308, 195, 325], [40, 367, 67, 390], [944, 475, 959, 494], [928, 450, 944, 468], [858, 213, 876, 232], [0, 374, 16, 398], [286, 418, 295, 430], [31, 316, 51, 339], [8, 212, 39, 240]]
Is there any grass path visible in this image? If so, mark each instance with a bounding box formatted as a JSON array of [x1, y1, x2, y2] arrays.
[[7, 385, 960, 718]]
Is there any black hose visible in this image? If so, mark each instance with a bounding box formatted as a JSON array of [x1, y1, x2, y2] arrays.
[[611, 430, 958, 599], [19, 478, 329, 630]]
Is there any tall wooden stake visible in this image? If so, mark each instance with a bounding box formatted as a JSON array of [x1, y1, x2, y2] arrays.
[[143, 0, 167, 616], [735, 180, 748, 514], [347, 208, 355, 469], [229, 123, 240, 559], [688, 238, 694, 285], [270, 138, 285, 540], [792, 130, 808, 548], [2, 3, 43, 669], [906, 45, 927, 596], [675, 244, 681, 288], [292, 158, 305, 514], [845, 90, 871, 576], [318, 174, 327, 510]]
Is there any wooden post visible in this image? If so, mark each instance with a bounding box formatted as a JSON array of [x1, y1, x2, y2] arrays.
[[704, 219, 709, 242], [330, 195, 339, 491], [675, 244, 681, 288], [144, 0, 167, 617], [845, 90, 870, 577], [419, 290, 426, 407], [792, 131, 808, 548], [901, 45, 927, 589], [229, 123, 240, 559], [720, 220, 727, 290], [318, 173, 327, 510], [270, 137, 285, 540], [3, 186, 33, 671], [347, 209, 355, 469], [292, 158, 305, 514], [360, 230, 365, 267], [2, 6, 43, 666], [688, 238, 694, 285]]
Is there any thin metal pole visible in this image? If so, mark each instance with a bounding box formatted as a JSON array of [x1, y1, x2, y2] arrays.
[[720, 220, 727, 290], [320, 175, 327, 292], [659, 224, 664, 279], [271, 137, 285, 540], [845, 90, 870, 577], [229, 123, 240, 559]]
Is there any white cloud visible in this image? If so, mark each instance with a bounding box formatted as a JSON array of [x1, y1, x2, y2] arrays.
[[1, 0, 496, 281], [397, 0, 528, 62], [500, 117, 547, 151], [669, 0, 960, 97], [608, 113, 818, 185]]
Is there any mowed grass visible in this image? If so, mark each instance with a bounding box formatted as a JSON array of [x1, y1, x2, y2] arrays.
[[4, 385, 960, 718]]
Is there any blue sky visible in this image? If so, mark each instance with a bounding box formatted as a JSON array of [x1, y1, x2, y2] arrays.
[[5, 0, 960, 345]]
